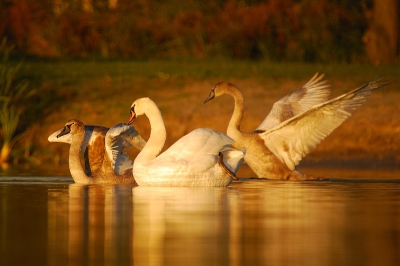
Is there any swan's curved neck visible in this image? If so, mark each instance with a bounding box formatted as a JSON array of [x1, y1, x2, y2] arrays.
[[226, 87, 244, 138], [69, 131, 92, 184], [136, 102, 166, 164]]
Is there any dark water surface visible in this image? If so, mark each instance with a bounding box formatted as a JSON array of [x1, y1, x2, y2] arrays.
[[1, 168, 400, 266]]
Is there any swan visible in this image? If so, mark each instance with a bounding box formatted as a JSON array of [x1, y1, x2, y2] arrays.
[[126, 97, 245, 187], [204, 74, 387, 180], [48, 119, 146, 184], [48, 123, 111, 175]]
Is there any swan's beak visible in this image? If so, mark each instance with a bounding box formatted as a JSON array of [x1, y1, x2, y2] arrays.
[[127, 111, 136, 125], [57, 125, 71, 138], [48, 130, 60, 142], [204, 90, 215, 103]]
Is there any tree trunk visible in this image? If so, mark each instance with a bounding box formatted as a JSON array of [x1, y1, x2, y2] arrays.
[[364, 0, 399, 64]]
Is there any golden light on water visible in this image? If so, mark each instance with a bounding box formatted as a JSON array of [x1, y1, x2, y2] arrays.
[[36, 178, 400, 265]]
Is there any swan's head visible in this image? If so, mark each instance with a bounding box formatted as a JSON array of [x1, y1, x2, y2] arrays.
[[128, 97, 153, 125], [204, 82, 238, 103], [57, 119, 84, 138]]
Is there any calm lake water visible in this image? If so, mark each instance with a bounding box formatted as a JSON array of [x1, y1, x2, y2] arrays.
[[1, 165, 400, 266]]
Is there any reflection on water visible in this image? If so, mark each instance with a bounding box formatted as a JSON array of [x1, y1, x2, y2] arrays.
[[47, 184, 135, 265], [1, 175, 400, 265], [132, 187, 237, 265]]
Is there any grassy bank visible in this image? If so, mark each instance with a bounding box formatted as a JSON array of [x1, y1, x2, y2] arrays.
[[13, 59, 400, 175]]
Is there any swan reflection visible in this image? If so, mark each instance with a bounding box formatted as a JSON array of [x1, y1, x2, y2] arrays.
[[132, 187, 242, 265], [47, 184, 135, 265], [45, 180, 400, 265]]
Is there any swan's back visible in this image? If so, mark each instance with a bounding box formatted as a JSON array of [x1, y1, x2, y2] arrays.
[[157, 128, 233, 161], [134, 128, 244, 186]]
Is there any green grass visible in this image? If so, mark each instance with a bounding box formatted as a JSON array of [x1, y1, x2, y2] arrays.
[[11, 58, 400, 169], [22, 58, 399, 85]]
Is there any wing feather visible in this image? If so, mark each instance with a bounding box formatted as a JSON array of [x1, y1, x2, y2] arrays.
[[156, 128, 234, 161], [106, 123, 145, 175], [260, 77, 388, 170], [255, 73, 331, 132], [152, 128, 236, 172]]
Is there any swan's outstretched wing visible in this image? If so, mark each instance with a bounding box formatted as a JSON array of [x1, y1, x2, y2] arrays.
[[154, 128, 239, 172], [259, 77, 387, 170], [105, 123, 146, 175], [255, 73, 331, 132]]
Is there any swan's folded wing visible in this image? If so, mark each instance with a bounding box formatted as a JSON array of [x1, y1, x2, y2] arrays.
[[260, 77, 387, 170], [85, 126, 109, 174], [150, 154, 216, 173], [147, 129, 244, 174], [157, 128, 234, 162], [153, 128, 235, 173], [255, 73, 331, 132], [106, 123, 145, 175]]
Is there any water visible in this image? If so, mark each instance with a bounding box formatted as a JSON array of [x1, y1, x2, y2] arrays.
[[1, 168, 400, 266]]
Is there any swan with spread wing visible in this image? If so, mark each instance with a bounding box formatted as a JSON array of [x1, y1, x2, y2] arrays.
[[204, 74, 387, 180]]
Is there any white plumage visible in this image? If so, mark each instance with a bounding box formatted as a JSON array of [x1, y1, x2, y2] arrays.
[[127, 97, 245, 187]]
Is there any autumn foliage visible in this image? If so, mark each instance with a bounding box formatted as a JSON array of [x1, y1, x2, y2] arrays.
[[0, 0, 371, 61]]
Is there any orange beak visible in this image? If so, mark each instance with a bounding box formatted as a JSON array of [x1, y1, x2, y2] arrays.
[[127, 110, 136, 125]]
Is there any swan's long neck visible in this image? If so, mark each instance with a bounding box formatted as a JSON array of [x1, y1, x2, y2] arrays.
[[226, 87, 244, 139], [135, 102, 166, 164], [69, 131, 93, 184]]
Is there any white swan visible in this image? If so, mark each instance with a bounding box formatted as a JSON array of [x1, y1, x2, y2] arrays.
[[127, 97, 245, 187], [204, 75, 387, 180], [48, 119, 146, 184]]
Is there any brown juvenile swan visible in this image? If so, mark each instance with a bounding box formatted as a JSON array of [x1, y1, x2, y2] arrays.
[[48, 119, 146, 184], [204, 74, 387, 180]]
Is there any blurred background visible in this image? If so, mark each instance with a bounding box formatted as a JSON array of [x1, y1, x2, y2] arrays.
[[0, 0, 399, 173], [1, 0, 399, 63]]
